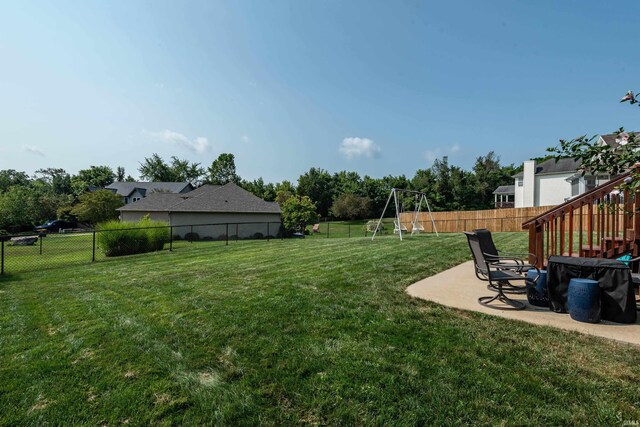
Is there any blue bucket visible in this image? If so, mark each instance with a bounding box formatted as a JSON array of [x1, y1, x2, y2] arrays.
[[526, 269, 549, 307], [568, 278, 601, 323]]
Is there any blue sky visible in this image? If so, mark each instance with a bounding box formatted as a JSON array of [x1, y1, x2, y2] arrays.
[[1, 0, 639, 183]]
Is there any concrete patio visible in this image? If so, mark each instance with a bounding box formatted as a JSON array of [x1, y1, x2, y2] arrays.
[[407, 261, 640, 346]]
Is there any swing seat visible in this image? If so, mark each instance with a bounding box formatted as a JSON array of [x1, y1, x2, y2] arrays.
[[411, 221, 424, 235], [393, 220, 408, 234]]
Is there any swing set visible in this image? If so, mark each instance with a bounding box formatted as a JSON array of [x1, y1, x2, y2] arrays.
[[371, 188, 438, 241]]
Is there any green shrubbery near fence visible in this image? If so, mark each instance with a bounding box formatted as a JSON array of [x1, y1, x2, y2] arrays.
[[97, 218, 169, 257]]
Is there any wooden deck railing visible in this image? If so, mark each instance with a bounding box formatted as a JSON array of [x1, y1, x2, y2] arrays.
[[522, 166, 640, 267]]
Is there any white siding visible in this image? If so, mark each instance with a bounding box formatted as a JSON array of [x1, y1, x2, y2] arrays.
[[535, 173, 574, 206], [514, 179, 525, 208]]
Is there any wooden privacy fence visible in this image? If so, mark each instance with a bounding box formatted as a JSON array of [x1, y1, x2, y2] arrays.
[[398, 206, 553, 233]]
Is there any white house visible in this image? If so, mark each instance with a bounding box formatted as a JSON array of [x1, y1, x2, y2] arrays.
[[512, 158, 610, 208], [510, 132, 631, 208]]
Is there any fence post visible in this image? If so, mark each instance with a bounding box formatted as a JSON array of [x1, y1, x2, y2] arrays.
[[348, 224, 351, 238], [190, 225, 193, 243], [236, 224, 239, 241], [267, 222, 270, 242], [92, 230, 96, 262], [1, 238, 4, 275], [39, 233, 43, 255], [226, 224, 229, 246], [169, 226, 173, 252], [327, 222, 330, 238]]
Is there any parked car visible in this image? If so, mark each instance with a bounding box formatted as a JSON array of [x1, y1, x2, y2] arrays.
[[34, 220, 72, 233]]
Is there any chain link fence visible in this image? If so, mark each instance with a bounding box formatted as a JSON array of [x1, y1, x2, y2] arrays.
[[0, 222, 283, 275]]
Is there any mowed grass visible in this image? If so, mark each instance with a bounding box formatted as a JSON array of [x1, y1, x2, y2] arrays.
[[1, 233, 639, 425]]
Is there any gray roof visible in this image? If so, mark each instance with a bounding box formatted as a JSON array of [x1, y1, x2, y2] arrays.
[[117, 182, 281, 214], [492, 185, 515, 195], [105, 182, 193, 197], [600, 132, 637, 148], [513, 157, 581, 178]]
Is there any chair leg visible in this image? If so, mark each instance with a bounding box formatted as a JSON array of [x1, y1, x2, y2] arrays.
[[479, 280, 526, 310]]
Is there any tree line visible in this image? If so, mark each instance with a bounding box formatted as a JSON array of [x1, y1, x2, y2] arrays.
[[0, 151, 519, 233]]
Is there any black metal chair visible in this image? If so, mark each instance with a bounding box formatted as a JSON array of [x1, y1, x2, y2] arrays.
[[473, 228, 538, 294], [464, 231, 539, 310]]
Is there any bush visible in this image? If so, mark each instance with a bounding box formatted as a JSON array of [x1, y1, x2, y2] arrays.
[[253, 232, 264, 239], [365, 220, 384, 233], [97, 218, 169, 257], [184, 232, 200, 242]]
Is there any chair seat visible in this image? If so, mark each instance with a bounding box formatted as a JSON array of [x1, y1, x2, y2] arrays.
[[488, 269, 526, 282]]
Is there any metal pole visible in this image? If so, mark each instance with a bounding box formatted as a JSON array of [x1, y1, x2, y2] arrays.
[[92, 230, 96, 262], [1, 238, 4, 275], [424, 194, 439, 237], [190, 225, 193, 243], [267, 222, 270, 242], [327, 222, 330, 238], [169, 226, 173, 252], [236, 223, 239, 241], [394, 189, 403, 241], [372, 188, 395, 241], [348, 224, 350, 238], [226, 224, 229, 246]]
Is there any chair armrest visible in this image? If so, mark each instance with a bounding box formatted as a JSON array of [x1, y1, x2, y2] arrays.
[[496, 251, 539, 265]]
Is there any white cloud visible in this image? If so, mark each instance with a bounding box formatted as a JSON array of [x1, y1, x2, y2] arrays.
[[339, 137, 381, 160], [451, 143, 461, 153], [241, 135, 250, 143], [24, 145, 45, 157], [142, 129, 211, 154]]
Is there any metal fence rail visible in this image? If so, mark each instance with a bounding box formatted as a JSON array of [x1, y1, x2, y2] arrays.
[[0, 221, 284, 275], [0, 216, 530, 275]]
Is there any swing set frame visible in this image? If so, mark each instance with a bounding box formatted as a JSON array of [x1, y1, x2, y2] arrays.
[[371, 188, 439, 241]]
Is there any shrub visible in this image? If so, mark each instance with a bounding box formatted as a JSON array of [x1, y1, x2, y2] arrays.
[[97, 218, 169, 257], [184, 232, 200, 242], [201, 236, 214, 241], [365, 220, 384, 233], [253, 232, 264, 239]]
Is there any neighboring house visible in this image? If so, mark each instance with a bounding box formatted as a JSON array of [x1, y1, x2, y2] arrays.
[[104, 182, 194, 205], [510, 132, 635, 208], [117, 182, 281, 239], [492, 185, 515, 209], [511, 158, 610, 208]]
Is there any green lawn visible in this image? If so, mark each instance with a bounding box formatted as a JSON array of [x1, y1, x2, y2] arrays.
[[1, 233, 639, 425]]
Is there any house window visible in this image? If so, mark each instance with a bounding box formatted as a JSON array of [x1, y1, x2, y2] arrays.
[[132, 197, 141, 202], [124, 197, 129, 204], [517, 179, 523, 187], [571, 180, 579, 196], [585, 177, 596, 192]]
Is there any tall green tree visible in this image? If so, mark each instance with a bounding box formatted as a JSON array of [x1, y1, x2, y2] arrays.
[[297, 168, 334, 217], [71, 165, 115, 195], [281, 195, 319, 233], [35, 168, 72, 195], [139, 154, 205, 185], [71, 190, 123, 225], [0, 170, 30, 193], [207, 153, 241, 185]]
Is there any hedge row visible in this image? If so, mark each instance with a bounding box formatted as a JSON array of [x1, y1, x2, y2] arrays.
[[97, 218, 169, 257]]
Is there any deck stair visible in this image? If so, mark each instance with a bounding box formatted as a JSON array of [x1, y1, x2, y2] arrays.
[[523, 166, 640, 268]]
